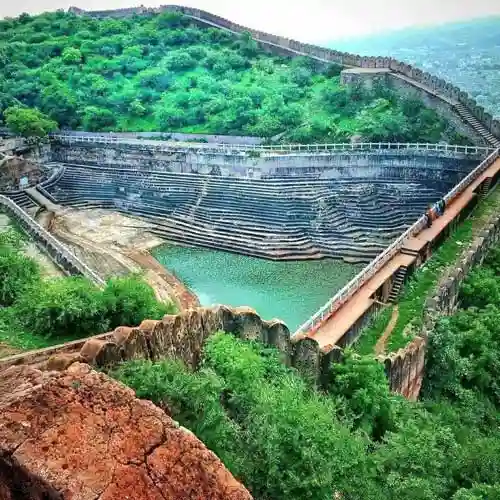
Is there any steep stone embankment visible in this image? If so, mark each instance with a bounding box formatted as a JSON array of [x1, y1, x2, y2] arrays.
[[0, 362, 252, 500]]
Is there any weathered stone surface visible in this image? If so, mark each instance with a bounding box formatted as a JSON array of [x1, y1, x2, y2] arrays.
[[0, 363, 252, 500]]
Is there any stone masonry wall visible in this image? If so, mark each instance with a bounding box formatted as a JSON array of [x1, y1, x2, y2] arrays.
[[388, 75, 487, 145], [50, 142, 481, 182]]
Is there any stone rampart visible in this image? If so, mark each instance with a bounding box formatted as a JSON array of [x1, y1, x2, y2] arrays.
[[0, 306, 294, 372], [67, 5, 500, 145]]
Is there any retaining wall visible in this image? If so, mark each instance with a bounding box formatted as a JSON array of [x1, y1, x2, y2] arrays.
[[0, 195, 105, 286], [50, 142, 481, 181], [388, 75, 487, 145], [58, 130, 265, 145]]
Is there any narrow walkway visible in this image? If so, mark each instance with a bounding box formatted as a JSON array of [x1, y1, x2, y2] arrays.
[[25, 187, 62, 213], [375, 306, 399, 356], [307, 157, 500, 352]]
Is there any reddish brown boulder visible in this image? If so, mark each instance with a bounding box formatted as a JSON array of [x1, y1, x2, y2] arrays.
[[0, 363, 252, 500]]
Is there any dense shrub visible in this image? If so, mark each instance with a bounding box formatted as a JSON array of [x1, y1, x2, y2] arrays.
[[103, 275, 175, 329], [0, 245, 40, 306], [15, 276, 109, 338], [0, 227, 174, 343]]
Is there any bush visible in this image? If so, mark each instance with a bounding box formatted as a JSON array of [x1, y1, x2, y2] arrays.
[[0, 245, 40, 306], [15, 276, 108, 338], [4, 105, 57, 137], [103, 275, 175, 329]]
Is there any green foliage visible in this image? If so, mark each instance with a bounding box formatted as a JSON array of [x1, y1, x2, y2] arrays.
[[354, 306, 393, 355], [0, 243, 40, 307], [15, 276, 109, 338], [4, 105, 57, 137], [61, 47, 82, 64], [327, 351, 398, 439], [103, 275, 175, 329], [82, 106, 116, 131], [0, 227, 174, 346], [0, 10, 458, 141], [114, 333, 376, 499]]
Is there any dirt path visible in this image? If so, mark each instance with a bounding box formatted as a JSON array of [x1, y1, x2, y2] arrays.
[[375, 306, 399, 356]]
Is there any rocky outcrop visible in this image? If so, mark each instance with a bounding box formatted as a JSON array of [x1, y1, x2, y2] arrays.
[[0, 362, 252, 500], [0, 156, 46, 191]]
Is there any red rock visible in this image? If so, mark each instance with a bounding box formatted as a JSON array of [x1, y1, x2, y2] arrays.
[[0, 363, 252, 500]]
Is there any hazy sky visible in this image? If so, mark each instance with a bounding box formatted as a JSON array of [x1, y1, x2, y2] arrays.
[[1, 0, 500, 41]]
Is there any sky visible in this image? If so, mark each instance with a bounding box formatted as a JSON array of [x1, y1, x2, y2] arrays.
[[1, 0, 500, 42]]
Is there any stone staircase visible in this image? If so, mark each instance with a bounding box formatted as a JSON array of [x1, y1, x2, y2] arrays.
[[479, 177, 493, 199], [388, 265, 408, 303], [43, 163, 451, 262], [453, 103, 500, 148]]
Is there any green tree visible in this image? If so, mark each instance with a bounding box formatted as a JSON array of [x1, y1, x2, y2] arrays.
[[327, 352, 398, 439], [81, 106, 116, 131], [4, 105, 57, 138], [0, 244, 40, 306], [15, 276, 108, 339], [62, 47, 82, 64]]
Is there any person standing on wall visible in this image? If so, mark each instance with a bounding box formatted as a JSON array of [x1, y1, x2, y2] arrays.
[[425, 206, 433, 228]]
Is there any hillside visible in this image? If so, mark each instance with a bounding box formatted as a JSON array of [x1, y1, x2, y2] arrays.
[[0, 10, 464, 143], [332, 17, 500, 119]]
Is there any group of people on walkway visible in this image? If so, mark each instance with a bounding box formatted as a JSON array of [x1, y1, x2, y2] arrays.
[[425, 199, 446, 228]]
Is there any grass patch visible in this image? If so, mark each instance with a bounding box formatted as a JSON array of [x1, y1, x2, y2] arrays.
[[354, 306, 393, 355]]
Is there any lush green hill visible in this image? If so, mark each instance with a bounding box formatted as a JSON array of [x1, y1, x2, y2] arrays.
[[0, 11, 464, 143], [332, 17, 500, 119]]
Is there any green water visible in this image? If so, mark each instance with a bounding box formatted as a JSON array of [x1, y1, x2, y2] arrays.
[[153, 245, 362, 331]]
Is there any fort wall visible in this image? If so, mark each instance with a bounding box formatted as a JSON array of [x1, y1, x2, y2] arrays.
[[381, 204, 500, 399]]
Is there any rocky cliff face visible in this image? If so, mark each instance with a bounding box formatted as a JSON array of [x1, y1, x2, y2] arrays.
[[0, 156, 46, 192], [0, 362, 252, 500]]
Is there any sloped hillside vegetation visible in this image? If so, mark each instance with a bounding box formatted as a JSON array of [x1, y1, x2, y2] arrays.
[[0, 11, 466, 143]]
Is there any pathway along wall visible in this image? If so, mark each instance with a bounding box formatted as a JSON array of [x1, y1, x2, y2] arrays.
[[383, 202, 500, 400], [68, 5, 500, 147]]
